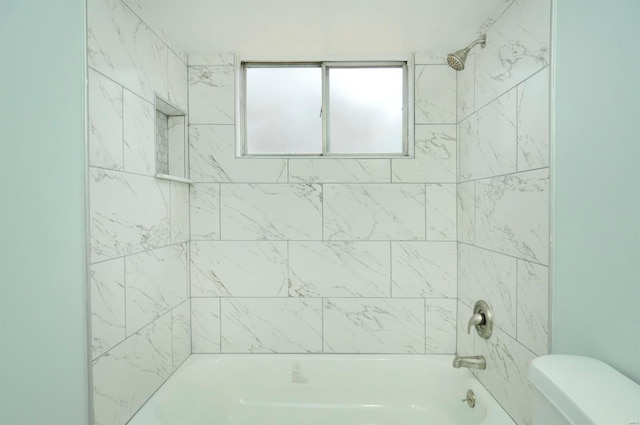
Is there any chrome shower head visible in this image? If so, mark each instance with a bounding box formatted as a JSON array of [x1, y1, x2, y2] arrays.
[[447, 34, 487, 71]]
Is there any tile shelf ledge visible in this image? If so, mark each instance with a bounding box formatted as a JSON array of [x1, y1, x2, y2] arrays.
[[155, 174, 193, 184]]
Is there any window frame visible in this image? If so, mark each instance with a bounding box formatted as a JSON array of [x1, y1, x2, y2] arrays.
[[237, 58, 414, 159]]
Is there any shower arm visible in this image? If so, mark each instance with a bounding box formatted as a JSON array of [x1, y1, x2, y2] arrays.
[[464, 35, 487, 52]]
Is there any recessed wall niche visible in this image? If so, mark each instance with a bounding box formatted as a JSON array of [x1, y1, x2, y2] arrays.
[[155, 95, 191, 183]]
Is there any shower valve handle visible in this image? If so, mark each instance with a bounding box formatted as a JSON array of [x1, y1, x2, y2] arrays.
[[467, 313, 485, 334], [466, 300, 494, 339]]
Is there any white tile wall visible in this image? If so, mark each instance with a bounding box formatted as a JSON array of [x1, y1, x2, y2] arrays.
[[171, 300, 191, 369], [391, 242, 457, 298], [125, 243, 188, 335], [191, 297, 221, 353], [88, 69, 123, 170], [221, 184, 323, 240], [323, 184, 426, 240], [189, 125, 287, 183], [190, 183, 220, 240], [456, 0, 551, 423], [221, 298, 323, 353], [92, 315, 172, 425], [90, 258, 126, 359], [191, 241, 288, 297], [123, 90, 155, 176], [290, 159, 390, 183], [87, 2, 191, 424], [184, 55, 459, 360], [415, 65, 456, 124], [188, 65, 235, 124], [323, 298, 425, 353], [289, 241, 391, 297], [392, 125, 456, 183]]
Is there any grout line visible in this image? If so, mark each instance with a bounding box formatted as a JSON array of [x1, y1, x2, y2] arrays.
[[471, 64, 550, 119], [188, 296, 457, 300], [424, 184, 428, 241], [89, 241, 188, 266], [218, 183, 222, 240], [389, 242, 393, 297], [473, 181, 477, 246], [219, 298, 222, 353], [458, 241, 550, 268], [117, 0, 186, 66], [321, 298, 325, 353]]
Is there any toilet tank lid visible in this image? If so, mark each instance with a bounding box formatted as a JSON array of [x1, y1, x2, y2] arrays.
[[529, 355, 640, 425]]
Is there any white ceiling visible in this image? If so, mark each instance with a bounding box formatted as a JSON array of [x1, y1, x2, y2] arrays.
[[131, 0, 510, 57]]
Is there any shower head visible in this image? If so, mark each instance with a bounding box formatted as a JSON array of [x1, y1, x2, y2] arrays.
[[447, 34, 487, 71]]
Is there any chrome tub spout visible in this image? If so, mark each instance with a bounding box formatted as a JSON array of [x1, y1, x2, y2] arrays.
[[453, 355, 486, 370]]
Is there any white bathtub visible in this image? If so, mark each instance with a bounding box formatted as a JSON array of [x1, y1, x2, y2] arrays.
[[128, 354, 515, 425]]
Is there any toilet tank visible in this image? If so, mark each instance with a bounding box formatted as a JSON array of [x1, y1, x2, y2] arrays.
[[529, 355, 640, 425]]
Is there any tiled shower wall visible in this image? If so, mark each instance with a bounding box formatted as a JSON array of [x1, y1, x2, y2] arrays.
[[456, 0, 551, 424], [86, 0, 190, 424], [187, 53, 459, 355]]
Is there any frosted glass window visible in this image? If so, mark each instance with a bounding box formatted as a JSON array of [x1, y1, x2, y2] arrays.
[[328, 67, 404, 153], [246, 66, 322, 154]]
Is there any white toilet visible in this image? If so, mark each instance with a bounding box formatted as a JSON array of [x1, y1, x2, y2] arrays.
[[529, 355, 640, 425]]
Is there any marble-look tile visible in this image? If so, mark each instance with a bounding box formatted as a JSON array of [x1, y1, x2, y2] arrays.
[[415, 65, 456, 124], [324, 184, 425, 241], [168, 116, 187, 178], [426, 298, 456, 354], [221, 184, 322, 240], [119, 0, 188, 63], [188, 53, 235, 66], [517, 68, 549, 171], [90, 258, 126, 359], [88, 69, 123, 170], [191, 298, 221, 353], [188, 66, 235, 124], [414, 51, 447, 65], [323, 298, 425, 353], [221, 298, 322, 353], [425, 184, 456, 240], [459, 89, 517, 181], [517, 260, 549, 356], [125, 243, 188, 335], [457, 52, 475, 121], [475, 327, 536, 425], [392, 125, 456, 183], [458, 244, 517, 337], [191, 241, 288, 297], [90, 168, 170, 262], [475, 168, 549, 264], [123, 90, 155, 176], [92, 315, 172, 425], [170, 182, 189, 244], [475, 0, 551, 109], [171, 300, 191, 369], [189, 125, 287, 183], [457, 182, 475, 244], [476, 0, 515, 35], [88, 0, 167, 102], [190, 183, 220, 240], [289, 242, 390, 297], [457, 299, 476, 355], [289, 159, 390, 183], [391, 242, 456, 298], [168, 51, 188, 112]]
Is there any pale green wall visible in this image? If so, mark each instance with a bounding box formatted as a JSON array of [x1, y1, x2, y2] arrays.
[[552, 0, 640, 383], [0, 1, 90, 424]]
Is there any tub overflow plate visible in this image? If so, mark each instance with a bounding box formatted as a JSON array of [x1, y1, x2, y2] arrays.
[[462, 389, 476, 408]]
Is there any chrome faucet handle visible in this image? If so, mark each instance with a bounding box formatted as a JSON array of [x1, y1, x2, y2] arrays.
[[467, 300, 494, 339], [467, 313, 485, 334]]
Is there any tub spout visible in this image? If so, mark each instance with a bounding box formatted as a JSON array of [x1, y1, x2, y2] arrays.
[[453, 355, 486, 370]]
